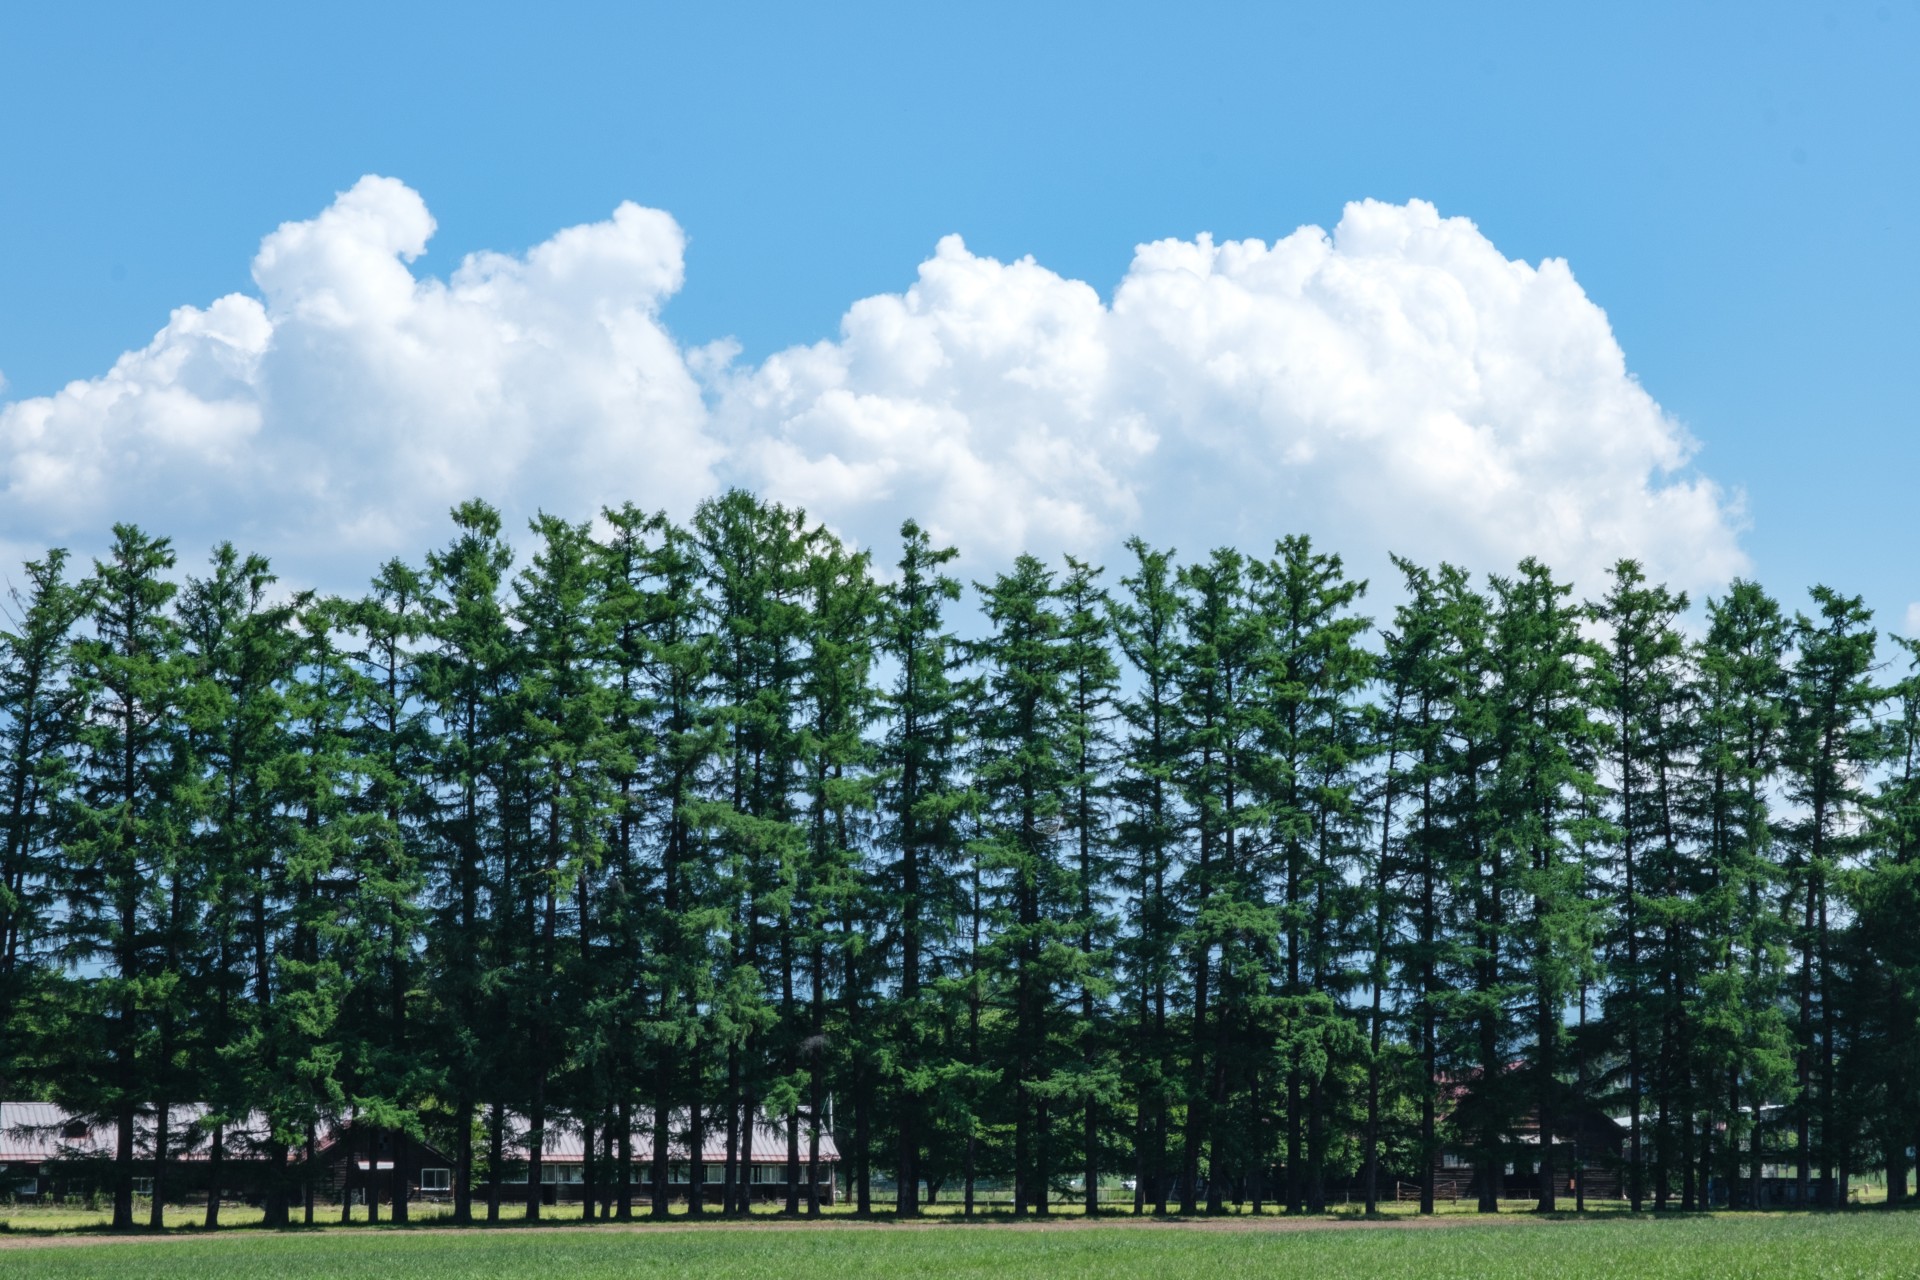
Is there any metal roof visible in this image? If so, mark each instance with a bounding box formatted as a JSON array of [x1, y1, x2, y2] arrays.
[[1, 1104, 837, 1166], [0, 1102, 269, 1163], [508, 1112, 839, 1164]]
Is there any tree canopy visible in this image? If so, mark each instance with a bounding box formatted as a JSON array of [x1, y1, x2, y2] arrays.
[[3, 495, 1913, 1222]]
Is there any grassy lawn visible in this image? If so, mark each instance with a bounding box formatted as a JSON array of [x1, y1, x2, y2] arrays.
[[2, 1212, 1918, 1280]]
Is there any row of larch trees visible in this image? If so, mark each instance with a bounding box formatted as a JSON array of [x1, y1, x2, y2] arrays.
[[2, 490, 1917, 1228]]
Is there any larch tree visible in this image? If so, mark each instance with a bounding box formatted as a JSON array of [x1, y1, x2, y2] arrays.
[[60, 526, 194, 1230], [591, 502, 663, 1222], [1590, 558, 1691, 1210], [1173, 548, 1266, 1214], [1057, 556, 1119, 1216], [1689, 579, 1795, 1209], [1485, 559, 1602, 1214], [514, 513, 622, 1219], [0, 550, 90, 1101], [178, 546, 318, 1228], [340, 562, 434, 1224], [1378, 559, 1467, 1215], [1845, 635, 1920, 1201], [1109, 538, 1187, 1216], [1252, 535, 1372, 1214], [416, 501, 519, 1223], [972, 555, 1078, 1217], [794, 533, 879, 1215], [876, 519, 971, 1216], [1781, 587, 1880, 1208], [12, 490, 1920, 1230], [623, 512, 724, 1220], [693, 490, 812, 1216]]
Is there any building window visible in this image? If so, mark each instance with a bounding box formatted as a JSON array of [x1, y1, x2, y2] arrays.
[[751, 1164, 786, 1184], [419, 1168, 451, 1192], [500, 1166, 528, 1184], [705, 1165, 725, 1184], [1441, 1152, 1470, 1169], [541, 1164, 584, 1184], [131, 1177, 154, 1196], [669, 1163, 688, 1183]]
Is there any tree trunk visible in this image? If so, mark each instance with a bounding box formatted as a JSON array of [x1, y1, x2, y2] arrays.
[[1037, 1097, 1052, 1218], [1181, 952, 1208, 1215], [1287, 1067, 1303, 1214], [964, 1130, 976, 1217], [1014, 1076, 1031, 1217], [1084, 1090, 1098, 1219], [723, 1046, 741, 1216], [367, 1127, 381, 1224], [300, 1129, 313, 1226], [807, 1107, 823, 1217], [786, 1109, 801, 1216], [650, 1093, 671, 1219], [617, 1096, 633, 1221], [454, 1097, 474, 1224], [342, 1121, 358, 1224], [1307, 1070, 1327, 1213], [1537, 987, 1556, 1214], [581, 1116, 596, 1222], [393, 1130, 410, 1224], [487, 1103, 503, 1223], [150, 1102, 170, 1230], [204, 1122, 223, 1229], [689, 1083, 707, 1217]]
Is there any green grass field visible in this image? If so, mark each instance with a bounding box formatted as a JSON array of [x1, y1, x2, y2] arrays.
[[1, 1212, 1917, 1280]]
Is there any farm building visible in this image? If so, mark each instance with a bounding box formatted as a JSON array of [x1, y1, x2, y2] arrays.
[[1423, 1094, 1832, 1208], [1423, 1067, 1629, 1205], [1732, 1104, 1830, 1208], [0, 1101, 280, 1202], [1427, 1104, 1628, 1204], [0, 1102, 839, 1207], [470, 1112, 841, 1206]]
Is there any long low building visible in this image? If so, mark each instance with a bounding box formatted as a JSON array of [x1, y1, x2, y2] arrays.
[[475, 1112, 842, 1205], [0, 1102, 839, 1205], [0, 1101, 260, 1200]]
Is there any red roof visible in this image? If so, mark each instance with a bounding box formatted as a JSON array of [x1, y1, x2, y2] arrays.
[[0, 1102, 270, 1163], [507, 1112, 839, 1164], [2, 1104, 838, 1166]]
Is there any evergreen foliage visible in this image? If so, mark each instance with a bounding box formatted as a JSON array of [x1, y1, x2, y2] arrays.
[[5, 495, 1915, 1222]]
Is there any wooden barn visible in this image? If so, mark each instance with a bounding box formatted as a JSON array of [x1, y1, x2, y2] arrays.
[[1423, 1068, 1629, 1205], [313, 1117, 457, 1209], [1428, 1104, 1628, 1203]]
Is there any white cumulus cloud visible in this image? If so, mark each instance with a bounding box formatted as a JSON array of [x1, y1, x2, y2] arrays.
[[0, 176, 713, 578], [0, 178, 1744, 596], [713, 199, 1745, 594]]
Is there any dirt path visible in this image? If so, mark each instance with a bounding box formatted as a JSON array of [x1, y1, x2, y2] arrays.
[[0, 1210, 1568, 1250]]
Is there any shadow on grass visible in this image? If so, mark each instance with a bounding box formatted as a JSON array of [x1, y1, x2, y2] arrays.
[[3, 1197, 1909, 1239]]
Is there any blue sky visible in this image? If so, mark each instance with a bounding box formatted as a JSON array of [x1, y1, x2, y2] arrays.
[[1, 1, 1914, 625]]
